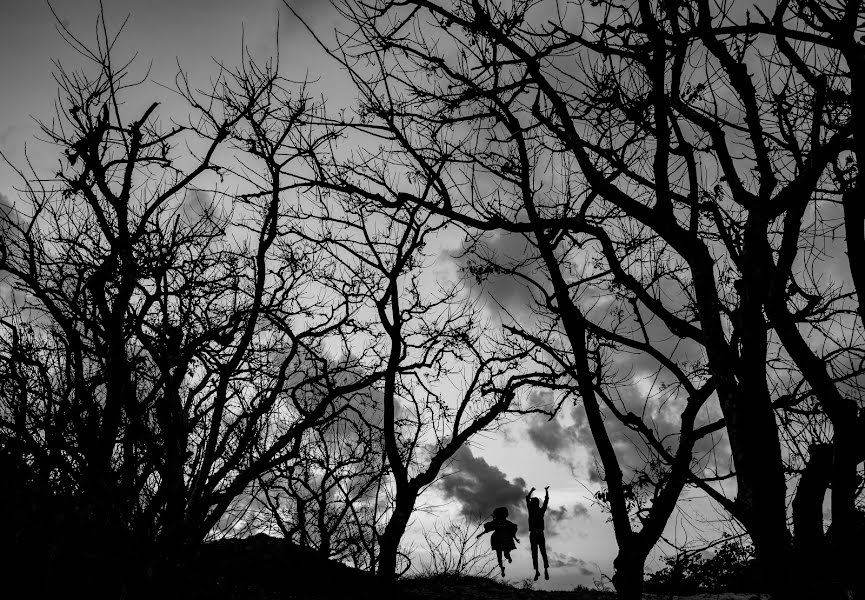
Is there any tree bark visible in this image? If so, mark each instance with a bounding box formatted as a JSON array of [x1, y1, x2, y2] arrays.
[[690, 238, 792, 596], [376, 493, 417, 579], [611, 549, 646, 600]]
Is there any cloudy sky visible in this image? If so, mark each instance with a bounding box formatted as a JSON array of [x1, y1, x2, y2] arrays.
[[0, 0, 730, 589]]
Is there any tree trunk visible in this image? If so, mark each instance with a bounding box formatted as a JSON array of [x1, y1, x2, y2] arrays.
[[611, 549, 645, 600], [728, 390, 791, 595], [157, 381, 188, 558], [376, 493, 417, 580], [692, 245, 792, 597], [828, 420, 864, 600], [789, 442, 833, 600]]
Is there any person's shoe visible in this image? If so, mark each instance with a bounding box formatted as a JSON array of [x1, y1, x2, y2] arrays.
[[544, 569, 549, 580], [500, 566, 506, 577], [507, 555, 512, 563], [534, 571, 540, 581]]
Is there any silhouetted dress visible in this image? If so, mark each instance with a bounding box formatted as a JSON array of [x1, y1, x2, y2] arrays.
[[483, 517, 518, 551]]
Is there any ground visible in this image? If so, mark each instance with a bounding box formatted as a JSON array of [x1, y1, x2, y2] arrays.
[[188, 535, 769, 599], [398, 575, 767, 600]]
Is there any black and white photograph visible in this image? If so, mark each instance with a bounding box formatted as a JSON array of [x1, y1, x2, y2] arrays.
[[1, 1, 863, 598]]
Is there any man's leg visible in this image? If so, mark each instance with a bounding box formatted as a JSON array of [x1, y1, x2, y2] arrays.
[[530, 534, 539, 569], [530, 531, 540, 579], [539, 532, 549, 579]]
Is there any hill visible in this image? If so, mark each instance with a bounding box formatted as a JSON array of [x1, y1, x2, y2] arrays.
[[185, 534, 767, 600]]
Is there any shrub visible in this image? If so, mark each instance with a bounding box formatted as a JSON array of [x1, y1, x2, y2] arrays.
[[645, 538, 767, 594]]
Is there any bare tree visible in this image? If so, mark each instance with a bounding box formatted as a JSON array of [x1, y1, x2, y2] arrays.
[[254, 409, 389, 570], [414, 515, 497, 578], [279, 145, 553, 578], [287, 0, 865, 597], [0, 13, 383, 593]]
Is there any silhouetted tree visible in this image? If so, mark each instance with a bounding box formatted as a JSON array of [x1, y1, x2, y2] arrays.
[[646, 535, 764, 595], [282, 165, 549, 580], [291, 0, 865, 597], [415, 515, 496, 578], [0, 12, 382, 593], [254, 409, 389, 570]]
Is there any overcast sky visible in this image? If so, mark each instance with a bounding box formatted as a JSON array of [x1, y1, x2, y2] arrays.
[[0, 0, 733, 589]]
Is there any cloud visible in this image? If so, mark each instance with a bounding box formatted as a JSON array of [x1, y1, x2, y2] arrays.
[[520, 389, 585, 472], [540, 503, 588, 537], [0, 192, 14, 218], [571, 273, 719, 482], [181, 189, 214, 221], [571, 393, 650, 483], [439, 445, 528, 521], [547, 505, 568, 524], [277, 0, 347, 45], [522, 385, 725, 493], [0, 125, 16, 146], [570, 378, 732, 491], [546, 552, 595, 576], [525, 412, 578, 466], [437, 446, 590, 541], [446, 229, 541, 319], [0, 192, 22, 251]]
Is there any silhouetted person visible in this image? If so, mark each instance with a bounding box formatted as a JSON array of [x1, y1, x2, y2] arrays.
[[476, 506, 519, 577], [526, 486, 550, 580]]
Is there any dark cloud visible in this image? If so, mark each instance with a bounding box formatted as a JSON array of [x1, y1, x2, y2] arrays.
[[499, 424, 520, 446], [570, 380, 732, 489], [449, 229, 732, 489], [439, 445, 527, 521], [521, 390, 585, 472], [541, 503, 588, 537], [438, 446, 589, 540], [597, 289, 704, 380], [568, 276, 728, 484], [525, 389, 555, 410], [181, 189, 214, 221], [572, 397, 644, 482], [546, 552, 595, 576], [525, 412, 578, 466], [446, 230, 540, 318], [572, 502, 589, 519], [547, 505, 568, 524]]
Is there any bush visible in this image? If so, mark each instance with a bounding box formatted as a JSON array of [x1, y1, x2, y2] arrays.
[[645, 538, 767, 595], [412, 518, 496, 579]]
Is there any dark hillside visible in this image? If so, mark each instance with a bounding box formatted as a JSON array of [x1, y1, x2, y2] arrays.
[[187, 534, 378, 599]]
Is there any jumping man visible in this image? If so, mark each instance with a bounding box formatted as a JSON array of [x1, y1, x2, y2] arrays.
[[526, 486, 550, 580]]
